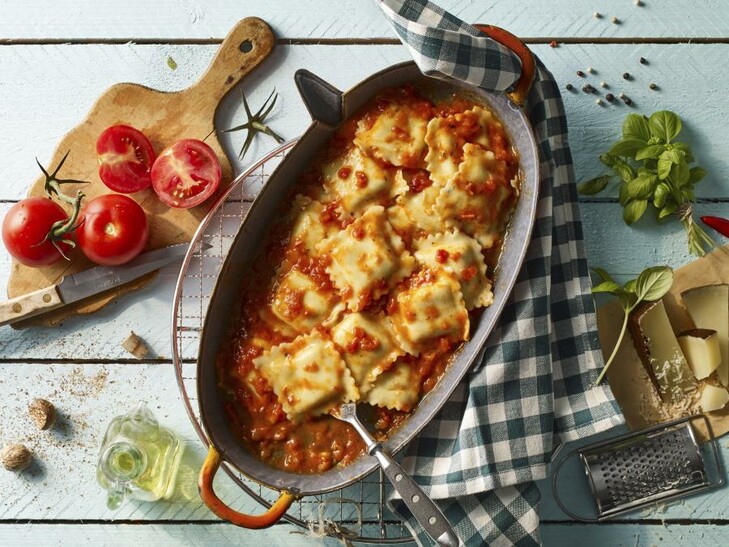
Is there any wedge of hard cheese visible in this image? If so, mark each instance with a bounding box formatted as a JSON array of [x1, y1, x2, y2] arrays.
[[681, 284, 729, 386], [678, 329, 721, 380], [699, 384, 729, 412], [629, 299, 697, 402]]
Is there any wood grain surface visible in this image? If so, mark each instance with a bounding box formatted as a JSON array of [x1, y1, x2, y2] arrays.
[[3, 1, 729, 546], [6, 17, 274, 327]]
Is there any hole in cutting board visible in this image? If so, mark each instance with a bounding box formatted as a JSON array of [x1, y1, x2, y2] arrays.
[[239, 40, 253, 53]]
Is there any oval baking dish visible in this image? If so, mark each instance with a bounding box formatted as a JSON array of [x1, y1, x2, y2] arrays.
[[196, 30, 540, 529]]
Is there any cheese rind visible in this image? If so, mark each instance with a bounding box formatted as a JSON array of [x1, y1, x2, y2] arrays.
[[677, 328, 721, 380], [698, 384, 729, 412], [629, 299, 697, 402], [681, 284, 729, 387]]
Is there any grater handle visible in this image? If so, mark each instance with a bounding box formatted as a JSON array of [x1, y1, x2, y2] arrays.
[[551, 447, 599, 523]]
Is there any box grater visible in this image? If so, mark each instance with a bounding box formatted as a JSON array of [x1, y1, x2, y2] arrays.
[[552, 415, 724, 521]]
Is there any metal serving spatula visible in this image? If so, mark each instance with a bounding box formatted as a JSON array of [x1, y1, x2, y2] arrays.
[[331, 403, 459, 547]]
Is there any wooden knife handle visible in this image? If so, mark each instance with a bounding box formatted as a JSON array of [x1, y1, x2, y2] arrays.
[[0, 286, 63, 327]]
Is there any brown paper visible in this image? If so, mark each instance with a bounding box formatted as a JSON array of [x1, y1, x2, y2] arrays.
[[598, 245, 729, 442]]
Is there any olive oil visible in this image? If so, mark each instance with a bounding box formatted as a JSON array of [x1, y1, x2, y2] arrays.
[[97, 402, 183, 509]]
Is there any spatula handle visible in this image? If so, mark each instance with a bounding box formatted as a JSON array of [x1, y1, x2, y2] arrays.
[[372, 447, 459, 547], [0, 285, 63, 327]]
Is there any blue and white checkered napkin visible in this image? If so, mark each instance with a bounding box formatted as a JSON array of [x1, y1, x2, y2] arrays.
[[375, 1, 625, 545]]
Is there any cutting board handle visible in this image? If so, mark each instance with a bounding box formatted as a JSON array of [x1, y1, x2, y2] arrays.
[[189, 17, 276, 105]]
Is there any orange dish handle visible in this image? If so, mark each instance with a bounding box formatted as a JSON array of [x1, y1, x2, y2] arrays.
[[198, 446, 297, 529], [474, 24, 536, 108]]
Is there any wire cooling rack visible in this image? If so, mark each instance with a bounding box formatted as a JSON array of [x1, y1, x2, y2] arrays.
[[171, 141, 412, 544]]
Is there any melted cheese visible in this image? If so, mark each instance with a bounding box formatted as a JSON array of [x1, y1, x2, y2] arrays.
[[316, 205, 415, 311], [364, 360, 420, 411], [390, 268, 470, 355], [271, 269, 339, 333], [322, 146, 391, 217], [424, 106, 494, 184], [414, 231, 493, 310], [330, 312, 402, 394], [253, 332, 358, 419], [435, 143, 516, 249], [354, 102, 428, 168]]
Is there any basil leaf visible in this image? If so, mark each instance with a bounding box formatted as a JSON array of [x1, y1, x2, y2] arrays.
[[578, 175, 611, 195], [626, 173, 658, 200], [658, 200, 678, 220], [591, 280, 623, 295], [673, 142, 694, 163], [591, 267, 614, 283], [624, 199, 648, 224], [649, 111, 682, 143], [614, 161, 636, 183], [622, 114, 651, 142], [688, 166, 707, 185], [653, 182, 670, 208], [623, 279, 637, 294], [657, 149, 685, 180], [618, 182, 631, 206], [669, 161, 690, 187], [635, 144, 665, 161], [610, 138, 647, 158], [600, 153, 617, 167], [634, 266, 673, 302]]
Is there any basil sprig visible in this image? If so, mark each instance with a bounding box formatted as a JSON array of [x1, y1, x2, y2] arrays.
[[592, 265, 674, 385], [579, 111, 715, 256]]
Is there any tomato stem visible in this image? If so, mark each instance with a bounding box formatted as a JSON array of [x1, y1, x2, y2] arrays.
[[37, 150, 89, 203], [224, 88, 285, 160]]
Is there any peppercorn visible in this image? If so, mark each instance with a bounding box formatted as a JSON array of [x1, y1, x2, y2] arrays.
[[605, 93, 615, 102], [600, 81, 608, 88], [611, 16, 620, 24], [595, 99, 604, 106], [576, 70, 585, 77], [582, 84, 596, 94], [649, 82, 658, 90], [565, 83, 574, 91], [639, 57, 647, 64], [549, 40, 558, 48], [623, 72, 631, 80], [593, 12, 602, 18], [622, 95, 633, 105]]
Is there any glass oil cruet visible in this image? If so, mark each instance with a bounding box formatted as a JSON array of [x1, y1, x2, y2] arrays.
[[96, 401, 183, 509]]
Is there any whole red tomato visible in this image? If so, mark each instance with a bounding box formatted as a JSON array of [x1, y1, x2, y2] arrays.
[[151, 139, 221, 208], [97, 125, 156, 193], [77, 194, 148, 266], [2, 197, 74, 266]]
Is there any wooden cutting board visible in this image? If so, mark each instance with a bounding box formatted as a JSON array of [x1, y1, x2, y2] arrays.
[[7, 17, 275, 328]]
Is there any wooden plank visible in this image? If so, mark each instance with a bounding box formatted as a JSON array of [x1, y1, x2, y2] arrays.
[[2, 0, 729, 40], [541, 523, 728, 546], [0, 42, 728, 205]]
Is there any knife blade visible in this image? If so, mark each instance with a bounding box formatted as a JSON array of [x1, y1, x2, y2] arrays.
[[0, 243, 194, 327]]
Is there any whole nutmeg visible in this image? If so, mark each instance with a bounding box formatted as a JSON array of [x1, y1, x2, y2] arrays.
[[1, 444, 32, 471], [29, 398, 56, 430]]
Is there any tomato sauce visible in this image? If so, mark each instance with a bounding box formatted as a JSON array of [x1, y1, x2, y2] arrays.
[[217, 84, 520, 475]]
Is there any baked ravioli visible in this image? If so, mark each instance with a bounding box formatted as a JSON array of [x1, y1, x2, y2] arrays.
[[219, 83, 521, 474]]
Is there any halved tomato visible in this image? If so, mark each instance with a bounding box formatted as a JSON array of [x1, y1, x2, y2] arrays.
[[96, 125, 156, 193], [150, 139, 221, 208]]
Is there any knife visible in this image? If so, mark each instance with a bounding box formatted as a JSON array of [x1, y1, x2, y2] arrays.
[[0, 243, 193, 328]]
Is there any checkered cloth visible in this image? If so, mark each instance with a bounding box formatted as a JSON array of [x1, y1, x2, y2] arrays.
[[375, 1, 625, 545]]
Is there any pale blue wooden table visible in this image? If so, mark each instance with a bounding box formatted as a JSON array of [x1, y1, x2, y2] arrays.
[[1, 1, 728, 545]]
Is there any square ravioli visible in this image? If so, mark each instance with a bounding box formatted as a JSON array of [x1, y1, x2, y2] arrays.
[[288, 195, 337, 256], [390, 268, 470, 355], [363, 360, 420, 411], [424, 105, 494, 184], [435, 143, 517, 249], [330, 312, 403, 394], [322, 146, 392, 217], [354, 102, 429, 168], [271, 269, 342, 333], [253, 332, 358, 419], [414, 231, 493, 310], [317, 205, 416, 311], [387, 169, 446, 241]]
